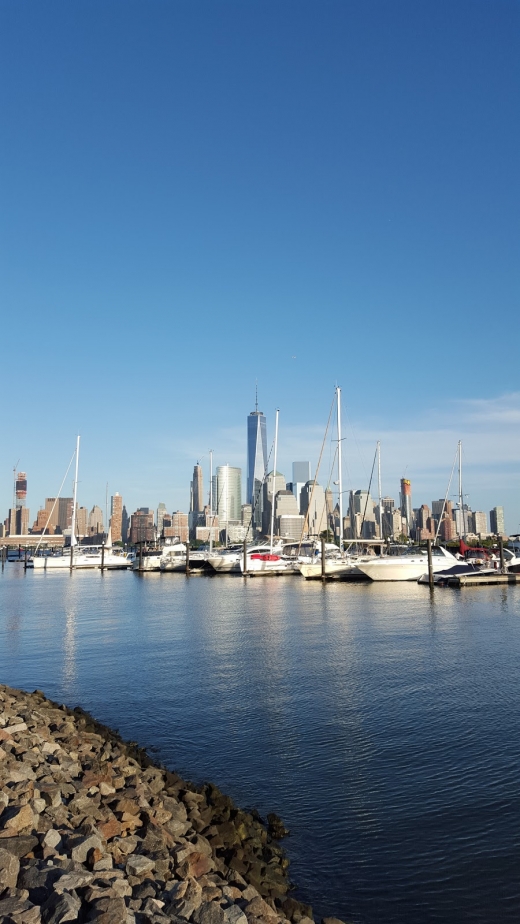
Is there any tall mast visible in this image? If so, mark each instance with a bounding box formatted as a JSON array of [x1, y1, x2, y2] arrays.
[[458, 439, 465, 540], [209, 449, 213, 552], [69, 435, 80, 569], [377, 440, 383, 541], [269, 409, 279, 553], [336, 386, 343, 551]]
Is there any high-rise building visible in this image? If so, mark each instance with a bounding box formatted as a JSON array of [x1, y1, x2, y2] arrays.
[[165, 512, 189, 542], [301, 481, 328, 537], [156, 503, 167, 538], [88, 506, 104, 537], [247, 400, 267, 529], [110, 493, 123, 542], [400, 479, 413, 533], [122, 506, 129, 543], [473, 511, 488, 536], [454, 504, 472, 538], [191, 464, 204, 514], [291, 462, 311, 513], [490, 506, 505, 536], [76, 507, 88, 538], [130, 508, 155, 544], [262, 471, 286, 535], [215, 465, 242, 527]]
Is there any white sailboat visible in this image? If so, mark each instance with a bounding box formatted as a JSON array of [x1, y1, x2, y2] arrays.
[[33, 437, 81, 570]]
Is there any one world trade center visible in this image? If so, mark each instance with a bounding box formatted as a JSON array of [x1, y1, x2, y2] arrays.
[[247, 397, 267, 532]]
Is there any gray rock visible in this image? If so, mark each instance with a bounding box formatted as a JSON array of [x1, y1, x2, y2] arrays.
[[126, 854, 155, 877], [41, 890, 82, 923], [70, 833, 104, 864], [192, 901, 226, 924], [223, 907, 248, 924], [0, 847, 20, 890]]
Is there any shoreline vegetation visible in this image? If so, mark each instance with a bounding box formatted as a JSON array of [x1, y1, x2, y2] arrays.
[[0, 684, 347, 924]]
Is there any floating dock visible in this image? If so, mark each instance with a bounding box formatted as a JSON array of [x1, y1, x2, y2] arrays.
[[447, 572, 520, 587]]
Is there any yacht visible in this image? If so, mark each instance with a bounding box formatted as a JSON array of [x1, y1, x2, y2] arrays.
[[356, 545, 457, 582], [241, 539, 328, 576], [160, 543, 188, 572], [207, 543, 281, 574]]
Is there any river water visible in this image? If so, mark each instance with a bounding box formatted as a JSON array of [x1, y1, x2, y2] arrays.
[[1, 564, 519, 923]]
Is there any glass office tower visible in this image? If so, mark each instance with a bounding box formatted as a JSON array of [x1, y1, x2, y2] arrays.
[[247, 404, 267, 531]]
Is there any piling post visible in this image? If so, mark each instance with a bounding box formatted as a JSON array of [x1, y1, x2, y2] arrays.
[[24, 547, 28, 572], [321, 536, 326, 581], [101, 541, 105, 573], [185, 541, 190, 576], [243, 538, 248, 576], [499, 536, 505, 573], [427, 539, 434, 589], [139, 541, 143, 572]]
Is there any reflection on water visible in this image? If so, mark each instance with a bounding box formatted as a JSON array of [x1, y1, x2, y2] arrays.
[[1, 567, 520, 924]]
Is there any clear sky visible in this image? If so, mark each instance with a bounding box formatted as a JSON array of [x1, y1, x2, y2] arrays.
[[1, 1, 519, 531]]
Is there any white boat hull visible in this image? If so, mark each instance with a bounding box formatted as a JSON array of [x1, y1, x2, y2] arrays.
[[357, 548, 457, 582]]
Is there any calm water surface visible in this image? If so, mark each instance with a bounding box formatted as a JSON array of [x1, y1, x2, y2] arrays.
[[1, 565, 520, 923]]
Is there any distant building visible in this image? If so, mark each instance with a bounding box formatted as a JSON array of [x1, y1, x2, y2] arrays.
[[473, 511, 488, 536], [110, 493, 123, 542], [278, 515, 305, 540], [291, 461, 311, 513], [164, 512, 189, 542], [490, 506, 505, 536], [191, 464, 204, 514], [301, 481, 327, 537], [76, 506, 88, 539], [454, 505, 472, 538], [88, 506, 104, 537], [400, 479, 413, 534], [275, 490, 300, 537], [130, 508, 154, 544], [122, 506, 130, 543], [215, 465, 242, 528], [156, 502, 167, 539], [262, 471, 286, 535], [247, 401, 267, 531]]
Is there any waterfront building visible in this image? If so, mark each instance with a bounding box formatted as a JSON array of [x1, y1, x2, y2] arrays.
[[7, 507, 29, 536], [110, 493, 123, 542], [130, 508, 155, 544], [247, 401, 267, 532], [215, 465, 242, 527], [438, 516, 455, 542], [490, 506, 505, 536]]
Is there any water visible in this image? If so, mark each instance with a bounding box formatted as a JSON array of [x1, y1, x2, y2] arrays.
[[1, 565, 520, 923]]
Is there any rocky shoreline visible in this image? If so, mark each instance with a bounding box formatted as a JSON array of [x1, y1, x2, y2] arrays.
[[0, 684, 347, 924]]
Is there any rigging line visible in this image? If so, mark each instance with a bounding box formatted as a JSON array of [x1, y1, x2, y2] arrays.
[[434, 444, 459, 543], [299, 391, 336, 548], [34, 449, 76, 554]]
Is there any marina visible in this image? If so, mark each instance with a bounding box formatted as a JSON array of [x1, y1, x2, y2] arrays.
[[2, 567, 520, 923]]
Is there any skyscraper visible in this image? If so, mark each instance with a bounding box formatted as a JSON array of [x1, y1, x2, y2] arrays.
[[247, 398, 267, 529], [156, 502, 167, 538], [110, 493, 123, 542], [215, 465, 242, 527], [291, 461, 311, 513], [400, 478, 413, 534], [191, 463, 204, 514], [490, 506, 505, 536]]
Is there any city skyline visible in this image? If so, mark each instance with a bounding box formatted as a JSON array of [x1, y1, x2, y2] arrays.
[[1, 3, 519, 530]]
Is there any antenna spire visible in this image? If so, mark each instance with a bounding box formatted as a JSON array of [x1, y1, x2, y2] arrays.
[[255, 380, 258, 413]]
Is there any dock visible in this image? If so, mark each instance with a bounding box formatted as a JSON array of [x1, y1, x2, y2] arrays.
[[447, 572, 520, 587]]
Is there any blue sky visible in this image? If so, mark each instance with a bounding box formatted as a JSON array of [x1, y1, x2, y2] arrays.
[[1, 1, 519, 531]]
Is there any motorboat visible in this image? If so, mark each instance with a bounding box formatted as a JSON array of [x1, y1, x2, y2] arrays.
[[418, 544, 520, 585], [356, 545, 457, 582], [298, 550, 373, 580], [241, 539, 328, 576], [160, 543, 188, 572], [207, 543, 282, 574]]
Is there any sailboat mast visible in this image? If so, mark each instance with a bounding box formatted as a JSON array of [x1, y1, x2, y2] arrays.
[[458, 439, 465, 540], [69, 435, 80, 569], [269, 409, 279, 553], [336, 386, 343, 551], [377, 441, 383, 541], [209, 449, 213, 553]]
